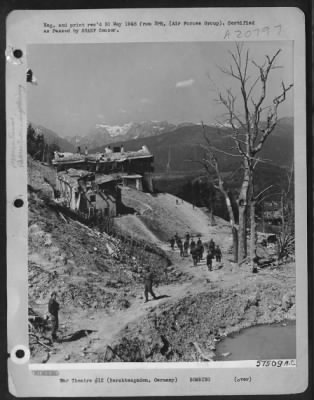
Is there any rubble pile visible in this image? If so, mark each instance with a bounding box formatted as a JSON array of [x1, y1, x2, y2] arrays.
[[29, 263, 59, 300]]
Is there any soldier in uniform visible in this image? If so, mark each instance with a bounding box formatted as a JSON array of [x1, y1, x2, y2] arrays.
[[191, 246, 198, 266], [174, 233, 180, 248], [196, 237, 204, 262], [190, 238, 196, 254], [177, 238, 184, 257], [209, 238, 216, 254], [144, 266, 157, 303], [215, 245, 222, 263], [183, 238, 189, 256], [48, 291, 60, 342], [206, 250, 214, 271]]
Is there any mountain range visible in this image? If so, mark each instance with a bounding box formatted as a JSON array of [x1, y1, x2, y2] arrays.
[[92, 117, 294, 172], [64, 120, 177, 150], [31, 123, 76, 152], [30, 117, 294, 173]]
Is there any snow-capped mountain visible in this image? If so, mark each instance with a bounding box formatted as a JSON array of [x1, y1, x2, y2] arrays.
[[67, 120, 177, 150], [95, 122, 134, 137], [213, 121, 240, 129]]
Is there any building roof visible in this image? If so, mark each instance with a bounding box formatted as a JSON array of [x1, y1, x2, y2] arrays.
[[53, 152, 85, 164], [121, 174, 143, 179], [94, 175, 118, 185], [87, 147, 152, 163], [61, 168, 91, 178], [57, 169, 92, 188], [53, 147, 152, 165]]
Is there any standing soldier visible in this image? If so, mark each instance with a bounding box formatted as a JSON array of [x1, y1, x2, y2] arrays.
[[190, 238, 196, 254], [196, 236, 202, 247], [183, 238, 189, 257], [48, 291, 60, 342], [206, 249, 214, 271], [174, 233, 180, 248], [185, 232, 190, 242], [190, 237, 197, 266], [144, 266, 157, 303], [215, 245, 222, 263], [209, 238, 216, 254], [200, 242, 204, 261], [170, 236, 175, 250], [191, 246, 198, 266], [177, 238, 184, 257], [196, 237, 204, 262]]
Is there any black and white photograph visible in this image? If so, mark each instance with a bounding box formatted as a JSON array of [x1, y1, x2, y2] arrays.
[[26, 40, 297, 364], [6, 6, 309, 397]]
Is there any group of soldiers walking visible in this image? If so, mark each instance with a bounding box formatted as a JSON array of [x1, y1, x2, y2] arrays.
[[170, 233, 222, 270]]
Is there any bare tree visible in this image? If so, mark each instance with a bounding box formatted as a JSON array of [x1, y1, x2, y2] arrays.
[[199, 127, 238, 262], [213, 43, 293, 263]]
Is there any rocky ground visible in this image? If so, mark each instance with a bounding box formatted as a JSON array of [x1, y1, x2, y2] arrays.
[[103, 261, 295, 362], [27, 160, 296, 363]]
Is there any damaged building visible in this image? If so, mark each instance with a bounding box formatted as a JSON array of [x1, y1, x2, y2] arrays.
[[53, 145, 154, 192], [55, 169, 121, 218], [52, 145, 154, 219]]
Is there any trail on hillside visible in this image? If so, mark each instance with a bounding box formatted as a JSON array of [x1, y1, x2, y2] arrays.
[[39, 245, 228, 363]]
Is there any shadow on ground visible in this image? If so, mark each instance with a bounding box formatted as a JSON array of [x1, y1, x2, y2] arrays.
[[60, 329, 95, 342], [155, 295, 171, 300]]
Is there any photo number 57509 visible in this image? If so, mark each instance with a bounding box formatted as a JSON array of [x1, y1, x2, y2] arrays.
[[256, 360, 296, 368]]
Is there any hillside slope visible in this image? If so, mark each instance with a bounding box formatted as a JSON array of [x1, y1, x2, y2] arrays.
[[31, 123, 75, 152], [28, 160, 295, 364], [115, 187, 230, 244]]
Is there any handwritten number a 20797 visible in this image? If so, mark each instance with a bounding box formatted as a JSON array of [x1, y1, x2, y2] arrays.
[[224, 25, 281, 40]]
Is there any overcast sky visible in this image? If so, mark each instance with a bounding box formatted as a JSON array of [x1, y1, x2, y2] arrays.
[[27, 41, 293, 138]]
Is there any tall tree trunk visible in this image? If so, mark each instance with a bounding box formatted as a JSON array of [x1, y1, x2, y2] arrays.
[[250, 199, 257, 271], [238, 205, 247, 262], [223, 192, 238, 263], [237, 162, 251, 263], [232, 226, 238, 263]]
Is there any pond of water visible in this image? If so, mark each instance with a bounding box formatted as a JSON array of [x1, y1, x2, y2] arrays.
[[216, 320, 296, 361]]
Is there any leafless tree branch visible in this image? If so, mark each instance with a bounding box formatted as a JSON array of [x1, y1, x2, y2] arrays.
[[253, 81, 293, 154]]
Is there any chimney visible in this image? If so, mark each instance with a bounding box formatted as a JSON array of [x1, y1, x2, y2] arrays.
[[85, 146, 88, 155], [142, 145, 149, 153], [121, 145, 125, 153], [77, 146, 81, 154]]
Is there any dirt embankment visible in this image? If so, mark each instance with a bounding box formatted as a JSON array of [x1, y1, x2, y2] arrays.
[[98, 263, 296, 362], [115, 187, 230, 243], [28, 190, 173, 305]]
